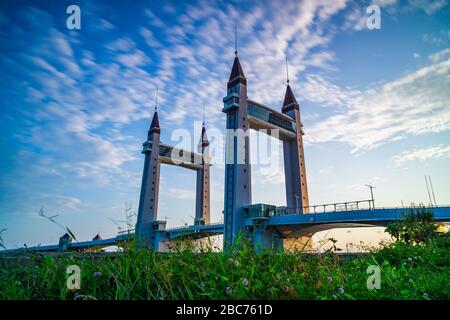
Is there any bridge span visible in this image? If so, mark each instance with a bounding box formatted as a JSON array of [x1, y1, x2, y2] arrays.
[[2, 206, 449, 254]]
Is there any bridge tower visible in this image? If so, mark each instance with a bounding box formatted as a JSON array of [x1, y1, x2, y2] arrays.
[[222, 54, 252, 247], [136, 110, 212, 250], [195, 124, 211, 225], [136, 111, 166, 248], [281, 83, 309, 212]]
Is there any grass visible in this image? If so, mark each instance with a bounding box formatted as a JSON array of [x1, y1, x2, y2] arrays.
[[0, 233, 449, 300]]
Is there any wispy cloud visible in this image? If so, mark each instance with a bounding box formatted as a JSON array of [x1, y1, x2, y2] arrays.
[[305, 57, 450, 153], [391, 144, 450, 167], [167, 188, 196, 200]]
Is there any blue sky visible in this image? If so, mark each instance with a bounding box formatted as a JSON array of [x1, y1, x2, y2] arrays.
[[0, 0, 449, 248]]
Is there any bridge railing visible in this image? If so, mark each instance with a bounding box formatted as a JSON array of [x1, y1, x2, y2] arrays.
[[165, 221, 224, 231], [277, 202, 450, 216], [117, 221, 225, 235], [277, 199, 376, 215], [117, 229, 135, 235]]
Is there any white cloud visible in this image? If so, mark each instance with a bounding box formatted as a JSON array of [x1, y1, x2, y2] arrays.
[[106, 37, 136, 52], [429, 48, 450, 62], [342, 6, 367, 31], [145, 9, 166, 28], [391, 144, 450, 167], [305, 57, 450, 152], [408, 0, 448, 15], [139, 27, 160, 48], [115, 50, 150, 68], [422, 29, 449, 46], [98, 18, 115, 30], [167, 188, 196, 200], [253, 166, 285, 185]]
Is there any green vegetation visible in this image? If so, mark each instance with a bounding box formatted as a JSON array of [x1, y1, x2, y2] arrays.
[[0, 232, 449, 300], [386, 207, 439, 244]]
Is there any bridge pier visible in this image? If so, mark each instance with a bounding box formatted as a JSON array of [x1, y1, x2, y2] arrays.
[[58, 233, 72, 251], [137, 220, 168, 251], [273, 233, 284, 252], [251, 218, 284, 253]]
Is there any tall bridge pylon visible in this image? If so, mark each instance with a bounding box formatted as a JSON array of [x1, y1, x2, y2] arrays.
[[136, 111, 211, 249], [222, 54, 309, 249]]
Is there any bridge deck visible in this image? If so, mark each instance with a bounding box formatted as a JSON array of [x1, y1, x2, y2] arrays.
[[2, 207, 449, 253]]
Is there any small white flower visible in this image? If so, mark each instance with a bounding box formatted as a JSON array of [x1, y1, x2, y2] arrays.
[[338, 287, 344, 294], [327, 276, 333, 283], [423, 293, 429, 299]]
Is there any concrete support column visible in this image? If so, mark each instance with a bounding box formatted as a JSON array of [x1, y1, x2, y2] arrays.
[[58, 233, 72, 252], [138, 220, 167, 250], [223, 59, 252, 248], [273, 232, 284, 252], [136, 114, 161, 247], [195, 131, 210, 225], [251, 218, 273, 253], [281, 84, 309, 214]]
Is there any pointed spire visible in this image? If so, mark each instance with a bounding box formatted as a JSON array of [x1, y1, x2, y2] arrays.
[[150, 111, 160, 129], [200, 125, 209, 147], [282, 84, 299, 113], [149, 88, 161, 135], [148, 111, 160, 135], [283, 84, 297, 106], [200, 104, 209, 147], [227, 24, 246, 89], [229, 56, 245, 81]]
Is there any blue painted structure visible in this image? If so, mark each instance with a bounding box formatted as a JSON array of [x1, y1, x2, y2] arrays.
[[2, 206, 449, 254]]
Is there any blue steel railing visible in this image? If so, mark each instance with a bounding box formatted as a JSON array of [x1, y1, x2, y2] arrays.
[[274, 200, 375, 216], [278, 202, 450, 215], [165, 221, 224, 231]]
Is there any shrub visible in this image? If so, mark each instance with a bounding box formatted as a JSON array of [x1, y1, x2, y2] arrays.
[[386, 207, 438, 244]]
